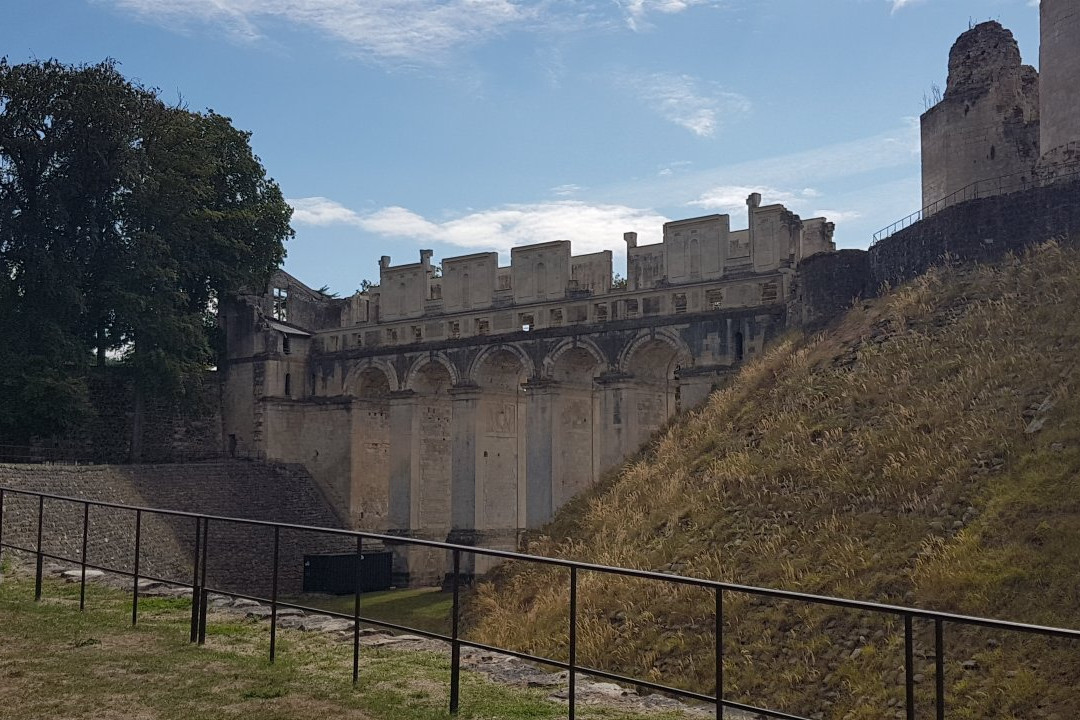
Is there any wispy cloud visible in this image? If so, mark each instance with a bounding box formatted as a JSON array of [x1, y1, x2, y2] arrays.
[[104, 0, 537, 65], [288, 197, 668, 257], [617, 71, 750, 137], [617, 0, 717, 31], [689, 185, 822, 221], [889, 0, 926, 14], [103, 0, 723, 65], [550, 183, 584, 197]]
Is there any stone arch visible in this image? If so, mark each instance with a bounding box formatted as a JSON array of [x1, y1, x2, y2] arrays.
[[542, 337, 605, 383], [615, 330, 693, 452], [403, 352, 459, 391], [343, 359, 400, 396], [469, 344, 535, 388], [343, 360, 397, 532], [617, 329, 693, 378], [409, 359, 453, 395]]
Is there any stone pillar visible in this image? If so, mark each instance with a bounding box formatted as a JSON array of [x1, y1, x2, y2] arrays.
[[387, 390, 418, 531], [596, 373, 634, 472], [524, 378, 556, 528], [448, 384, 481, 540]]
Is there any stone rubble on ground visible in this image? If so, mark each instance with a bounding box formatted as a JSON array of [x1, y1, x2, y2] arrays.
[[0, 558, 763, 719]]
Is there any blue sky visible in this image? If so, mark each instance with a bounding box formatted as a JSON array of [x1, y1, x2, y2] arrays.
[[4, 0, 1042, 294]]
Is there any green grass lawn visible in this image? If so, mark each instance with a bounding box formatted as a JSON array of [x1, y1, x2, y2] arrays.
[[0, 575, 683, 720], [287, 588, 454, 636]]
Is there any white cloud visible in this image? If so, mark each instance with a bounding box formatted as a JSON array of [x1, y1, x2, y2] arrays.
[[889, 0, 926, 13], [550, 183, 584, 197], [288, 197, 668, 257], [617, 0, 716, 31], [105, 0, 537, 64], [618, 71, 750, 137], [813, 209, 863, 223], [289, 196, 365, 226], [689, 185, 819, 213]]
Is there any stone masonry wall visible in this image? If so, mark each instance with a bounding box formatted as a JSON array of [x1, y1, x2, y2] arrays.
[[0, 460, 352, 596], [870, 175, 1080, 289], [790, 250, 871, 328], [10, 368, 224, 465]]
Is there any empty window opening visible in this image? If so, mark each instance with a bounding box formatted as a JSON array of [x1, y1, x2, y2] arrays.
[[549, 308, 564, 326], [412, 326, 423, 341], [476, 318, 490, 336], [519, 313, 534, 332], [386, 328, 398, 343], [284, 373, 292, 397], [673, 293, 687, 314], [595, 303, 609, 322], [706, 288, 724, 310], [734, 332, 745, 362], [282, 334, 291, 354], [272, 287, 288, 321], [449, 321, 461, 339]]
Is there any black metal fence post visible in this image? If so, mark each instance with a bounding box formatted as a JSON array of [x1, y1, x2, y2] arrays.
[[79, 502, 89, 610], [270, 526, 280, 663], [34, 495, 44, 602], [198, 519, 209, 645], [450, 548, 461, 714], [189, 516, 202, 643], [715, 588, 724, 720], [935, 618, 945, 720], [569, 566, 578, 720], [904, 614, 915, 720], [131, 509, 142, 626], [353, 535, 362, 685]]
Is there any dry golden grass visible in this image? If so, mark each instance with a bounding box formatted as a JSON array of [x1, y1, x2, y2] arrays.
[[469, 241, 1080, 720]]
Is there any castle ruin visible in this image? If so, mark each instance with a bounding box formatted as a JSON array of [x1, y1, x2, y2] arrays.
[[222, 4, 1079, 583]]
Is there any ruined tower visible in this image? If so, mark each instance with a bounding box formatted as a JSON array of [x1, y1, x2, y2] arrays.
[[1040, 0, 1080, 166], [920, 21, 1040, 209]]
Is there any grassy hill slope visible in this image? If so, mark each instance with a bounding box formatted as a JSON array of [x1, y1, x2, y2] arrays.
[[469, 241, 1080, 720]]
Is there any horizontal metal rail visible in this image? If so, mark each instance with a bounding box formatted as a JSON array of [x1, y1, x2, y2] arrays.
[[1, 485, 1078, 720], [872, 162, 1080, 245]]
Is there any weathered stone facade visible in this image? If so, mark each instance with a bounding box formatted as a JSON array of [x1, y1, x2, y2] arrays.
[[221, 196, 834, 582], [921, 9, 1080, 210], [920, 22, 1041, 210], [1040, 0, 1080, 168], [207, 4, 1075, 586]]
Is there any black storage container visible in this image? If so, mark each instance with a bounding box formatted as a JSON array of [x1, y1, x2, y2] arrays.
[[302, 551, 393, 594]]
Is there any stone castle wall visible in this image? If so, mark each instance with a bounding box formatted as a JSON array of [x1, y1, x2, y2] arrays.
[[5, 369, 224, 465], [870, 174, 1080, 289], [0, 460, 351, 596], [1040, 0, 1080, 165], [920, 22, 1040, 210]]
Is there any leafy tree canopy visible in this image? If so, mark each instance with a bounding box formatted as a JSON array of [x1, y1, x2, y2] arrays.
[[0, 58, 293, 443]]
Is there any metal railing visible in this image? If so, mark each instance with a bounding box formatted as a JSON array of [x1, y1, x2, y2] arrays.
[[873, 162, 1080, 245], [1, 485, 1078, 720]]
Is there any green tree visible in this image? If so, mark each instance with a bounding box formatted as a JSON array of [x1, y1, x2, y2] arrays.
[[0, 59, 293, 453]]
